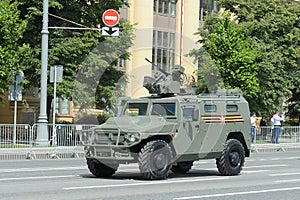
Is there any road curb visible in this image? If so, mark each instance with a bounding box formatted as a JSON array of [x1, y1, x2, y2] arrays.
[[251, 143, 300, 153], [0, 147, 85, 160]]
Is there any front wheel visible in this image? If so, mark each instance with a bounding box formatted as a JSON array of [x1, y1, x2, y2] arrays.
[[138, 140, 173, 180], [216, 139, 245, 176]]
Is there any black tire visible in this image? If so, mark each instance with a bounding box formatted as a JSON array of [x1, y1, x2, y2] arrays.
[[138, 140, 173, 180], [216, 139, 245, 176], [86, 158, 118, 178], [171, 161, 194, 174]]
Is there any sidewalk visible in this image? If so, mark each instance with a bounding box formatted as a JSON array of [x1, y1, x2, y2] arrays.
[[1, 143, 300, 160], [0, 146, 85, 160], [251, 143, 300, 153]]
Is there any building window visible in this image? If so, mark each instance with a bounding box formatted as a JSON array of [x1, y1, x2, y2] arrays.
[[157, 31, 162, 46], [170, 0, 176, 16], [169, 49, 175, 68], [164, 0, 169, 14], [119, 58, 126, 68], [55, 98, 70, 115], [61, 99, 69, 114], [158, 0, 163, 13], [169, 33, 175, 48], [152, 47, 156, 70], [152, 30, 176, 72], [200, 0, 219, 20], [154, 0, 176, 17], [157, 48, 162, 68], [162, 49, 168, 71]]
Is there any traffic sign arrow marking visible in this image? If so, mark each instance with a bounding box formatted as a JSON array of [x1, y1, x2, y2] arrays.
[[102, 27, 119, 36], [105, 27, 117, 35]]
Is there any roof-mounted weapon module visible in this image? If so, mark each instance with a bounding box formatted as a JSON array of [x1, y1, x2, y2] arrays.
[[143, 58, 190, 95]]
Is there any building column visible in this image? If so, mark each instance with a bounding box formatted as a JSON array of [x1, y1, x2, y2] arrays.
[[176, 0, 200, 83], [126, 0, 154, 98]]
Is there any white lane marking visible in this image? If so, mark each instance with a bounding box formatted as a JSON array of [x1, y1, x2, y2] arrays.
[[244, 164, 288, 169], [173, 187, 300, 199], [242, 170, 271, 174], [284, 157, 300, 160], [63, 177, 229, 190], [195, 161, 210, 164], [246, 157, 300, 162], [271, 158, 281, 161], [0, 175, 78, 181], [0, 166, 86, 173], [270, 172, 300, 177], [275, 179, 300, 183]]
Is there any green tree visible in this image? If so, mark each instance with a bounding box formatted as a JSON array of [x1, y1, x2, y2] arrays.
[[217, 0, 300, 117], [191, 11, 259, 99], [0, 0, 31, 100], [17, 0, 133, 114]]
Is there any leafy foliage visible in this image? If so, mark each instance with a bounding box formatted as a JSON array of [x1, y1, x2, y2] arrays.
[[191, 11, 259, 99], [0, 0, 30, 100], [217, 0, 300, 117], [15, 0, 133, 113]]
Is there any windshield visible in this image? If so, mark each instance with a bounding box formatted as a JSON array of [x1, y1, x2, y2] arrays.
[[123, 103, 148, 116]]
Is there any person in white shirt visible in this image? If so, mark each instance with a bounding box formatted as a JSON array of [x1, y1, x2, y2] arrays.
[[250, 112, 257, 142], [271, 111, 284, 143]]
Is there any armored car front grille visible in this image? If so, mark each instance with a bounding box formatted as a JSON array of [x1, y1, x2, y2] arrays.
[[94, 128, 126, 146]]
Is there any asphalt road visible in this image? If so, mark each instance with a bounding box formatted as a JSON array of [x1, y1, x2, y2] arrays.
[[0, 151, 300, 200]]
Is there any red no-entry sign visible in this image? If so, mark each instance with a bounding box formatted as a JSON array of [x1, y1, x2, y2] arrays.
[[102, 9, 120, 27]]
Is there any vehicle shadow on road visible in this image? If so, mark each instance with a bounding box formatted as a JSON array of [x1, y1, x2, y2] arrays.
[[79, 169, 220, 181]]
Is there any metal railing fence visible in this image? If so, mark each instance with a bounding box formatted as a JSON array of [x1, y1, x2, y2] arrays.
[[252, 126, 300, 144], [0, 124, 31, 146], [1, 124, 300, 160], [0, 123, 96, 160]]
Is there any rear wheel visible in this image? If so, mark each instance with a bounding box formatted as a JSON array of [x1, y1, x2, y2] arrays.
[[216, 139, 245, 176], [171, 161, 194, 174], [138, 140, 172, 180], [86, 158, 118, 178]]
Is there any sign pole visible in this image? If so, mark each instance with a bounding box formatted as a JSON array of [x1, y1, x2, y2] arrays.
[[13, 76, 17, 145], [13, 100, 17, 145], [52, 66, 57, 145], [50, 65, 63, 146]]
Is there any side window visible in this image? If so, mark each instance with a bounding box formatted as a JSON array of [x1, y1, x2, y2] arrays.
[[151, 103, 176, 116], [204, 104, 217, 112], [226, 104, 238, 112]]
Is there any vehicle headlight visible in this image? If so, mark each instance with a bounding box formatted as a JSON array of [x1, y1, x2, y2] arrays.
[[127, 133, 140, 143]]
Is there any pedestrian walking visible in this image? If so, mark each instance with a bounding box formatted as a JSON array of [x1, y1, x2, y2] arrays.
[[250, 112, 257, 142], [271, 111, 284, 143], [260, 117, 267, 140]]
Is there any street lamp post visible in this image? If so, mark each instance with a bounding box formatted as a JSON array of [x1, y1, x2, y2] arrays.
[[36, 0, 49, 146]]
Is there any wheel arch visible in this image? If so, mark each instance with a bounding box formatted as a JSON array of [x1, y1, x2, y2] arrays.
[[130, 135, 173, 154], [227, 132, 250, 157]]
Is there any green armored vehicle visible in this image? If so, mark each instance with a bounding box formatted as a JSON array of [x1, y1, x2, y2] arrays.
[[81, 65, 251, 180]]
